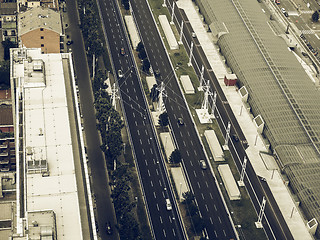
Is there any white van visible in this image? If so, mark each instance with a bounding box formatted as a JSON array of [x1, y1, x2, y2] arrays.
[[166, 199, 172, 210]]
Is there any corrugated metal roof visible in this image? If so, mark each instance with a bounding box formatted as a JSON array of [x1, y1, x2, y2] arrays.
[[197, 0, 320, 227]]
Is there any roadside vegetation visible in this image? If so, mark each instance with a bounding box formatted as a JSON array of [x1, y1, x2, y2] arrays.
[[0, 39, 17, 89], [77, 1, 149, 239]]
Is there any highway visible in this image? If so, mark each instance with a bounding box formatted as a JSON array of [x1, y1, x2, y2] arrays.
[[165, 0, 294, 239], [96, 0, 187, 239], [130, 0, 238, 239], [64, 0, 119, 239]]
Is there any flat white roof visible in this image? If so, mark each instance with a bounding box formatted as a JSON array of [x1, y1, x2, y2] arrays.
[[146, 76, 157, 91], [158, 15, 179, 50], [160, 132, 175, 160], [218, 164, 240, 200], [11, 48, 82, 240], [124, 15, 141, 48], [180, 75, 195, 94], [204, 130, 224, 161]]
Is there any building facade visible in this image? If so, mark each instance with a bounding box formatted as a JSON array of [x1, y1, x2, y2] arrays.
[[18, 6, 62, 53]]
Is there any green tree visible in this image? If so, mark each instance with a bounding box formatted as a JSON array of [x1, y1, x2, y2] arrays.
[[111, 181, 130, 200], [106, 130, 123, 159], [187, 203, 198, 217], [312, 11, 319, 22], [192, 214, 206, 233], [111, 163, 132, 183], [0, 60, 10, 89], [142, 58, 150, 73], [138, 47, 147, 59], [182, 191, 195, 205], [150, 84, 159, 102], [119, 212, 141, 240], [136, 41, 144, 52], [122, 0, 130, 10], [158, 112, 169, 128], [169, 149, 182, 164], [2, 38, 17, 60]]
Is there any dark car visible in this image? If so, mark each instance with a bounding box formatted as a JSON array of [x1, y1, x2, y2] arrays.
[[232, 134, 239, 142], [66, 40, 73, 45], [106, 222, 112, 235], [177, 118, 184, 126], [154, 69, 160, 77]]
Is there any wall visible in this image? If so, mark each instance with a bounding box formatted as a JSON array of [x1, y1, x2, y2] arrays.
[[21, 28, 60, 53]]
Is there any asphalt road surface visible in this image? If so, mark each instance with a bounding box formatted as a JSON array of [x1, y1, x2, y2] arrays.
[[130, 0, 238, 239], [96, 0, 187, 239]]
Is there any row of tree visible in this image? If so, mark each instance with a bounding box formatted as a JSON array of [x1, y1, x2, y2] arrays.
[[110, 163, 141, 239], [93, 70, 124, 160], [0, 39, 17, 89], [78, 0, 104, 57], [137, 42, 151, 73], [182, 191, 206, 236], [121, 0, 130, 10], [92, 70, 142, 239], [77, 2, 140, 235]]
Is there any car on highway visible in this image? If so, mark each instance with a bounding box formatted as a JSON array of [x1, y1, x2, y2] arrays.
[[177, 118, 184, 125], [118, 69, 123, 78], [166, 199, 172, 210], [232, 134, 239, 142], [200, 159, 207, 170], [106, 222, 113, 235], [281, 8, 288, 17], [120, 47, 125, 56]]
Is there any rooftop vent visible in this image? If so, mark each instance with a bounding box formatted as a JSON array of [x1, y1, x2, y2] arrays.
[[32, 221, 38, 227]]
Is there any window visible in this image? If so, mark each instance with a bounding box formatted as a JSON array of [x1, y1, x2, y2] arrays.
[[41, 36, 44, 39], [41, 44, 44, 47], [40, 28, 44, 31]]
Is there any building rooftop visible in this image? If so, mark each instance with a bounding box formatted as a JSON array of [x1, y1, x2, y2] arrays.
[[18, 6, 62, 36], [197, 0, 320, 233], [0, 106, 13, 126], [27, 210, 56, 240], [0, 3, 17, 15], [10, 48, 82, 239], [0, 89, 12, 102], [0, 201, 16, 240]]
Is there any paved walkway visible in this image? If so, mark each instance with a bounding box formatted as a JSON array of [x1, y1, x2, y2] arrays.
[[176, 0, 313, 239]]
